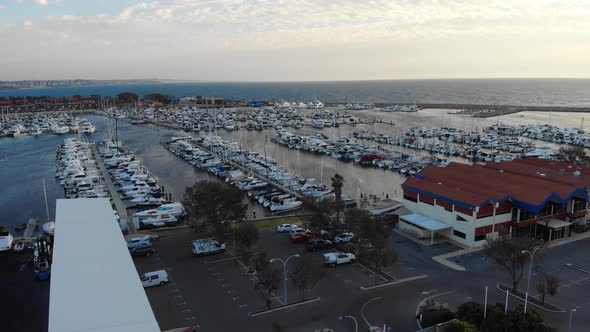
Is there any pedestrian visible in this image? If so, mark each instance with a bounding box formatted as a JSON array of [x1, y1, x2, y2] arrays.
[[253, 210, 257, 219]]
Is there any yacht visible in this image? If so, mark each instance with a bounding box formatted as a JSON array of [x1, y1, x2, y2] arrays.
[[0, 225, 13, 251], [133, 202, 186, 219], [80, 122, 96, 134]]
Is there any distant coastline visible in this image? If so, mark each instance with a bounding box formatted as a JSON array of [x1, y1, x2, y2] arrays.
[[1, 78, 589, 108]]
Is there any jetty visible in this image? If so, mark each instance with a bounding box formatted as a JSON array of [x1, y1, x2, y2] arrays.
[[196, 141, 304, 200], [91, 144, 136, 233], [23, 218, 38, 238]]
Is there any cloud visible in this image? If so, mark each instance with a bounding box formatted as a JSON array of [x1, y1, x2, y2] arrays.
[[2, 0, 590, 80], [35, 0, 49, 5]]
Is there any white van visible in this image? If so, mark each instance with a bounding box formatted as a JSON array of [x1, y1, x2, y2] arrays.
[[141, 270, 169, 288]]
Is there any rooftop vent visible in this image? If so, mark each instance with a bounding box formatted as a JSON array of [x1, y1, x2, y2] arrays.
[[559, 169, 565, 175], [574, 170, 582, 177]]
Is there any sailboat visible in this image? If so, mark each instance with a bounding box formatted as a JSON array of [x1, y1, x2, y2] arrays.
[[42, 178, 55, 236]]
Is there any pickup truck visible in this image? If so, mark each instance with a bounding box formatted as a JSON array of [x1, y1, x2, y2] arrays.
[[323, 252, 356, 266], [192, 238, 226, 256]]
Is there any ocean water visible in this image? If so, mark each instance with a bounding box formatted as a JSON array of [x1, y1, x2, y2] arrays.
[[1, 79, 590, 107]]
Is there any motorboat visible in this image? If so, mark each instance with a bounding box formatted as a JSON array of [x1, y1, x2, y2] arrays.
[[140, 213, 178, 228], [133, 202, 185, 219], [0, 225, 13, 251], [43, 222, 55, 236]]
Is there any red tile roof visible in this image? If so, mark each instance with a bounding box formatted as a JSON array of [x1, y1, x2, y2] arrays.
[[403, 159, 588, 208]]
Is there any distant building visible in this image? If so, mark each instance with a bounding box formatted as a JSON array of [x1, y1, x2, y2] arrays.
[[400, 159, 589, 247]]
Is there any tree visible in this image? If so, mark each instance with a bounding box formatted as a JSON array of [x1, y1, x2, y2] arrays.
[[144, 93, 172, 105], [331, 173, 345, 223], [234, 222, 259, 250], [558, 145, 589, 166], [116, 92, 139, 105], [290, 254, 324, 300], [182, 180, 247, 239], [252, 252, 281, 308], [484, 236, 541, 292], [536, 274, 559, 304]]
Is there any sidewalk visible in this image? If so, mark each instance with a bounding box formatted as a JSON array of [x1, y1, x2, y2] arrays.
[[432, 247, 482, 272]]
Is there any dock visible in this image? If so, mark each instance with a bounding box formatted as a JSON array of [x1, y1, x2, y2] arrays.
[[23, 218, 38, 238], [91, 144, 137, 234], [194, 142, 304, 200]]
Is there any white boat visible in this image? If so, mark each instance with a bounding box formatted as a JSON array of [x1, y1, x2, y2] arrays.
[[43, 222, 55, 236], [140, 213, 178, 228], [54, 126, 70, 135], [0, 225, 13, 251], [270, 200, 303, 212], [133, 202, 185, 218], [80, 122, 96, 134]]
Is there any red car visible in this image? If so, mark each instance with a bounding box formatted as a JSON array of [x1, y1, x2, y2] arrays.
[[291, 233, 316, 243]]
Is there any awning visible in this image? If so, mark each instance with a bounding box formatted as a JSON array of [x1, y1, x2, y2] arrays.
[[400, 213, 452, 232], [536, 219, 572, 229]]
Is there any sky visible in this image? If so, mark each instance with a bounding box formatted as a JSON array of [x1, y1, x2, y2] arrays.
[[1, 0, 590, 81]]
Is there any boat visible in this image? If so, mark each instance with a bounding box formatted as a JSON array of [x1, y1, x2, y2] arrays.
[[42, 178, 55, 236], [133, 202, 186, 219], [53, 126, 70, 135], [80, 122, 96, 134], [0, 225, 13, 251], [33, 237, 52, 280], [270, 199, 303, 212]]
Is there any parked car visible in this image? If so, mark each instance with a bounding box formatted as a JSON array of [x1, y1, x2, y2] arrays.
[[306, 238, 332, 251], [127, 235, 151, 249], [276, 224, 299, 232], [334, 232, 354, 244], [141, 270, 169, 288], [291, 233, 315, 243], [289, 228, 310, 237], [323, 252, 356, 266], [192, 238, 225, 256], [130, 243, 154, 257]]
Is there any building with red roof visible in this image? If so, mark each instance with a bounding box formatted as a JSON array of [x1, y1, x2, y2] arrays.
[[400, 159, 588, 247]]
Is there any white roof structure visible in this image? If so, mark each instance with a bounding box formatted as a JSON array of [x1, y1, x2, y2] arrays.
[[49, 198, 159, 332], [400, 213, 452, 232]]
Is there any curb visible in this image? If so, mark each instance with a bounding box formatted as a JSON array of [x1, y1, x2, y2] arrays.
[[432, 256, 466, 271], [248, 297, 320, 317], [415, 290, 456, 330], [496, 284, 564, 313], [360, 274, 428, 290]]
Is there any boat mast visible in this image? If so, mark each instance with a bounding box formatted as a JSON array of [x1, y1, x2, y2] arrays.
[[43, 178, 51, 222]]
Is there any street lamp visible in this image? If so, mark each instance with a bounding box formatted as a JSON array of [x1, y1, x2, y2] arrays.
[[270, 253, 300, 305], [339, 315, 358, 332], [568, 308, 577, 332], [521, 246, 541, 314]]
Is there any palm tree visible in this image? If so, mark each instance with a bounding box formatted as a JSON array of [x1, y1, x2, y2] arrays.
[[331, 174, 345, 225], [331, 173, 344, 202]]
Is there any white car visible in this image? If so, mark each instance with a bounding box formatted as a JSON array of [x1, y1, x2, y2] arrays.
[[276, 224, 299, 232], [127, 235, 152, 249], [141, 270, 169, 288], [334, 232, 354, 244], [289, 228, 311, 237], [323, 252, 356, 266]]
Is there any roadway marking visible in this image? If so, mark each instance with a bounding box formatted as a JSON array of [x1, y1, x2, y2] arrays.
[[421, 289, 439, 295]]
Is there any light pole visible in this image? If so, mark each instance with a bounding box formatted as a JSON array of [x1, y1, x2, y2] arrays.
[[339, 315, 358, 332], [270, 254, 299, 305], [521, 246, 541, 314], [568, 308, 577, 332]]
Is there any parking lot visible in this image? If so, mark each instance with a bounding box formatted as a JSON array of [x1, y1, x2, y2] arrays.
[[132, 226, 427, 331]]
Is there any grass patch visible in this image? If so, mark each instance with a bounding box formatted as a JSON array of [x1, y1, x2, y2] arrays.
[[235, 216, 301, 229]]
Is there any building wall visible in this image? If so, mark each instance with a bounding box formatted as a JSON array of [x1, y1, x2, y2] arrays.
[[402, 193, 513, 247]]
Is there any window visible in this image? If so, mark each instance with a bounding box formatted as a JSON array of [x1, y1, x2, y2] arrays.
[[151, 275, 158, 281], [456, 215, 468, 222], [453, 230, 466, 239], [573, 200, 586, 212], [403, 194, 417, 203], [520, 210, 536, 221], [475, 234, 486, 241]]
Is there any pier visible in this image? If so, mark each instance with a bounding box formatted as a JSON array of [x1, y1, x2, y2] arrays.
[[23, 218, 38, 238], [91, 144, 137, 234], [190, 141, 304, 200]]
